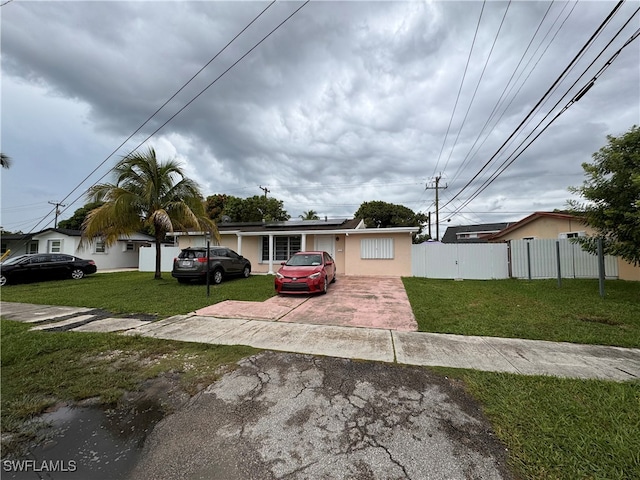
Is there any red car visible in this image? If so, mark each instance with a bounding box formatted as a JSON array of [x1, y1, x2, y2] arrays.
[[275, 251, 336, 294]]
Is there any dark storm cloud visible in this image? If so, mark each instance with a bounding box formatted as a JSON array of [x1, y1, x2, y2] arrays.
[[1, 1, 638, 232]]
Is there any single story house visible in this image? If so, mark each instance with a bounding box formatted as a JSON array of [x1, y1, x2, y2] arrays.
[[170, 218, 418, 276], [1, 228, 154, 271], [486, 212, 639, 281]]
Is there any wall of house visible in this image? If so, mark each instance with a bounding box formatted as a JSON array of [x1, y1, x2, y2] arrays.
[[218, 233, 347, 275], [32, 231, 142, 270], [33, 231, 80, 256], [176, 232, 411, 276], [618, 259, 640, 281], [88, 242, 144, 270], [344, 232, 413, 276], [493, 217, 595, 241]]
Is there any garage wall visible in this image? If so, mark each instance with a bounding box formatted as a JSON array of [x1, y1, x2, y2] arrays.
[[344, 232, 413, 276]]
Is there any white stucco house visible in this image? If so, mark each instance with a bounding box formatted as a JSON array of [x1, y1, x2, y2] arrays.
[[1, 228, 154, 271]]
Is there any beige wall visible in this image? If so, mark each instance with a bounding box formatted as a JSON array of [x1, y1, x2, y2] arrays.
[[178, 231, 412, 276], [618, 259, 640, 281], [492, 217, 595, 242], [344, 233, 413, 276]]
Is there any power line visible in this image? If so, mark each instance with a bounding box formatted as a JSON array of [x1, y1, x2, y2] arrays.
[[24, 1, 308, 238], [56, 1, 310, 224], [439, 0, 628, 213], [430, 0, 486, 178], [21, 1, 278, 235], [447, 0, 573, 188], [440, 1, 512, 175], [443, 21, 640, 219]]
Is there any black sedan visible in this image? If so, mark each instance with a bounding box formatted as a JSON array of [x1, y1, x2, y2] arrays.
[[0, 253, 97, 286]]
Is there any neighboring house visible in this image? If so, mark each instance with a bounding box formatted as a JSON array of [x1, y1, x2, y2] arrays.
[[1, 233, 39, 256], [1, 228, 153, 271], [170, 218, 418, 276], [486, 212, 639, 281], [441, 222, 513, 243], [485, 212, 592, 242]]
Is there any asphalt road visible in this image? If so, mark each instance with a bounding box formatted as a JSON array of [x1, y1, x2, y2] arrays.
[[129, 352, 513, 480]]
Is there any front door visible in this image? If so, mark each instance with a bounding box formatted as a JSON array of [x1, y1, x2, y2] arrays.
[[314, 235, 335, 258]]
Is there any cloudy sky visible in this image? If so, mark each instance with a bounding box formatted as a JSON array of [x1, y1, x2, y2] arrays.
[[1, 0, 638, 238]]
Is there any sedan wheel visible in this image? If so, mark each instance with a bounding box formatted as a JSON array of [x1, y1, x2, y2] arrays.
[[212, 269, 224, 285], [71, 269, 85, 280], [322, 276, 328, 294], [0, 275, 7, 286], [243, 265, 251, 278]]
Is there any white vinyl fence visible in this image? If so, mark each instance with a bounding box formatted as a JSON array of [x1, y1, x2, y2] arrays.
[[412, 239, 618, 280], [510, 239, 618, 279], [139, 245, 181, 272], [412, 243, 509, 279]]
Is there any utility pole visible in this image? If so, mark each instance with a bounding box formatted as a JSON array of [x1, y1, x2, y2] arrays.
[[425, 175, 447, 241], [48, 201, 66, 229], [258, 185, 270, 198]]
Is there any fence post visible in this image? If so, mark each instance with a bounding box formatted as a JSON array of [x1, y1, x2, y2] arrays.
[[526, 241, 532, 280], [597, 237, 605, 298], [556, 241, 562, 288]]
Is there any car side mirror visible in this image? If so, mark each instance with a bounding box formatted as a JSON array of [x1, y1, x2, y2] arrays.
[[281, 262, 286, 265]]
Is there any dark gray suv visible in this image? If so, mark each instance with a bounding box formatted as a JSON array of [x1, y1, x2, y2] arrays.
[[171, 247, 251, 284]]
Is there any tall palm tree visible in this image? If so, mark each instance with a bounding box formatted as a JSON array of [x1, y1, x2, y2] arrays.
[[82, 147, 217, 279], [299, 210, 320, 220], [1, 153, 11, 168]]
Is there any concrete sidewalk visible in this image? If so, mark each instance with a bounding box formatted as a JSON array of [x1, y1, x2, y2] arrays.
[[2, 301, 639, 381]]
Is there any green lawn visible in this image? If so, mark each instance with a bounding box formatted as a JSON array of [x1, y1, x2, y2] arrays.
[[439, 368, 640, 480], [2, 273, 639, 478], [0, 271, 277, 317], [0, 319, 258, 455], [403, 278, 640, 348]]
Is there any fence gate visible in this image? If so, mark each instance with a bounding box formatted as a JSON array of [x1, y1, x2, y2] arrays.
[[412, 243, 509, 279]]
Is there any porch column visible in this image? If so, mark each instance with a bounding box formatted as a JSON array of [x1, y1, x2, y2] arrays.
[[236, 234, 243, 255], [268, 233, 274, 274], [301, 233, 307, 252]]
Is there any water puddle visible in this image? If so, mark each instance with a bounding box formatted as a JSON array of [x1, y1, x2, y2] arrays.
[[3, 400, 164, 480]]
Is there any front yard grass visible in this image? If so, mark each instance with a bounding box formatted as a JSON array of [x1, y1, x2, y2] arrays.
[[402, 278, 640, 348], [2, 318, 637, 479], [0, 319, 258, 454], [0, 271, 277, 317], [439, 368, 640, 480]]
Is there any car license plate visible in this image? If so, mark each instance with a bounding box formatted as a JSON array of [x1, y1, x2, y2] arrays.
[[180, 260, 192, 267]]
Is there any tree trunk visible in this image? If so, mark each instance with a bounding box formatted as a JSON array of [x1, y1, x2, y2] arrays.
[[154, 237, 162, 279]]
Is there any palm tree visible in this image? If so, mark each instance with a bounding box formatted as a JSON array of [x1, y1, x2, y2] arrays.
[[299, 210, 320, 220], [82, 147, 217, 279], [1, 153, 11, 168]]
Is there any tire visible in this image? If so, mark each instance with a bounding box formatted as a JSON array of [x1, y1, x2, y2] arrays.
[[331, 272, 336, 284], [71, 268, 85, 280], [321, 275, 328, 294], [0, 275, 7, 286], [242, 265, 251, 278], [212, 269, 224, 285]]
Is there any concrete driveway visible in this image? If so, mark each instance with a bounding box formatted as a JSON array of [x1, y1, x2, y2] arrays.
[[129, 352, 513, 480], [195, 276, 418, 331]]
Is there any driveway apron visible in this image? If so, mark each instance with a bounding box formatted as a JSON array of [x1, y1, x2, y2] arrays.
[[129, 352, 513, 480], [195, 276, 418, 331]]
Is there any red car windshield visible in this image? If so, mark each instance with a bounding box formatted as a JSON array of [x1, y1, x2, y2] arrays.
[[286, 254, 322, 266]]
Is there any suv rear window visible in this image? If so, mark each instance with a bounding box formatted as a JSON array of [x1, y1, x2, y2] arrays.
[[178, 250, 207, 259]]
